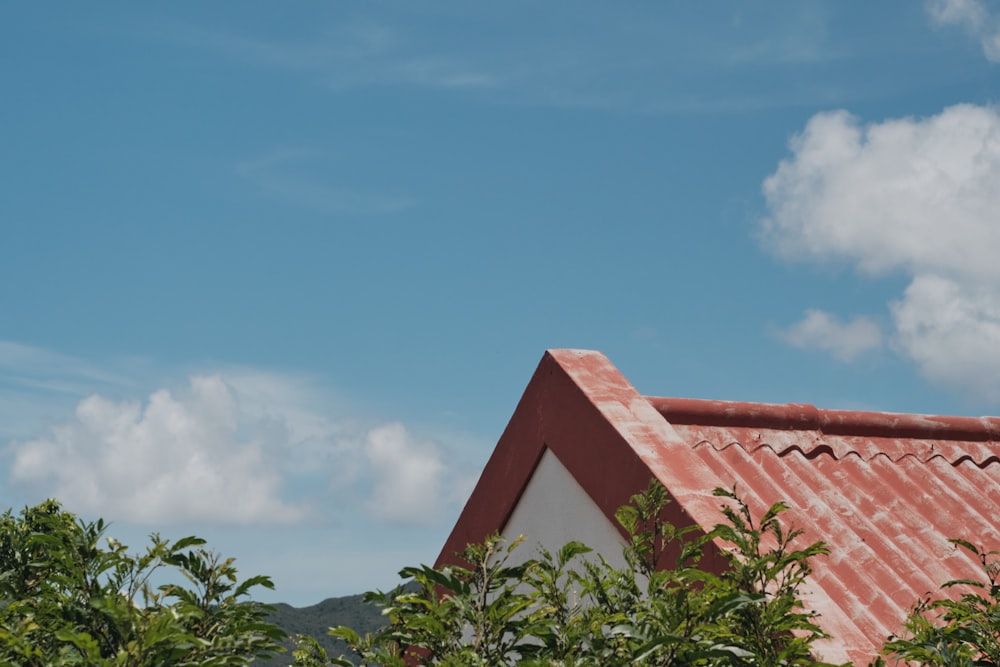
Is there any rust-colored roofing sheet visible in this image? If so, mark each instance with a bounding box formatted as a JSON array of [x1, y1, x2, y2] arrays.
[[648, 396, 1000, 665]]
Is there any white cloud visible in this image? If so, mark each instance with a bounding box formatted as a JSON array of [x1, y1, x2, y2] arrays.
[[762, 104, 1000, 282], [927, 0, 1000, 62], [929, 0, 987, 25], [362, 422, 449, 525], [761, 104, 1000, 398], [8, 375, 308, 525], [891, 275, 1000, 399], [4, 363, 471, 526], [779, 310, 882, 362]]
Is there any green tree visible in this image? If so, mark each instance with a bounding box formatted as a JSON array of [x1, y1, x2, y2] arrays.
[[0, 499, 285, 666], [322, 481, 840, 666], [879, 539, 1000, 666]]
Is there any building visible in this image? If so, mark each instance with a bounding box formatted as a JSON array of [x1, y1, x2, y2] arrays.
[[436, 349, 1000, 664]]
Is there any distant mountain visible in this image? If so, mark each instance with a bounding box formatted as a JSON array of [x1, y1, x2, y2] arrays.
[[260, 592, 390, 665]]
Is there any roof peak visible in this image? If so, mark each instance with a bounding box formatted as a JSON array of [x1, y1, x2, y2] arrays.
[[648, 396, 1000, 442]]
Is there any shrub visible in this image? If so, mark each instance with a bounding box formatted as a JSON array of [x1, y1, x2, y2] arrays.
[[323, 481, 840, 666], [879, 539, 1000, 666], [0, 499, 284, 666]]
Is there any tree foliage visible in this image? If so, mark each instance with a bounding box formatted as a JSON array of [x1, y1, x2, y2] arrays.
[[310, 481, 1000, 666], [320, 481, 840, 666], [879, 539, 1000, 666], [3, 486, 997, 666], [0, 499, 284, 666]]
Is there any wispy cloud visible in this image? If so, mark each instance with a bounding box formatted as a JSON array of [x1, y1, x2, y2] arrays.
[[0, 340, 134, 395], [777, 309, 882, 362], [761, 103, 1000, 399], [721, 5, 845, 66], [0, 341, 142, 440], [927, 0, 1000, 61], [236, 149, 415, 215], [145, 6, 873, 115], [380, 57, 496, 90], [159, 19, 391, 70], [159, 18, 496, 92]]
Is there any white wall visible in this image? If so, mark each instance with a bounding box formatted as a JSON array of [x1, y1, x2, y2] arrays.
[[500, 447, 627, 569]]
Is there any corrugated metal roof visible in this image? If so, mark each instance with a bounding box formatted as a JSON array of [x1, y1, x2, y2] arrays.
[[439, 350, 1000, 665], [648, 396, 1000, 665]]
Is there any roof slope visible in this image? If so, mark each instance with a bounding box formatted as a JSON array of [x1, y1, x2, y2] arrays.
[[653, 397, 1000, 664], [438, 350, 1000, 665]]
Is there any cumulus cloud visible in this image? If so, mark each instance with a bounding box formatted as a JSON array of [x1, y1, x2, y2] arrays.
[[891, 275, 1000, 397], [5, 366, 469, 525], [8, 375, 309, 524], [762, 104, 1000, 398], [362, 423, 448, 525], [778, 310, 882, 362], [762, 104, 1000, 281], [927, 0, 1000, 62]]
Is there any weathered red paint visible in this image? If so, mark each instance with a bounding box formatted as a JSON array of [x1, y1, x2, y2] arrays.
[[436, 349, 705, 564], [651, 395, 1000, 443], [437, 350, 1000, 665]]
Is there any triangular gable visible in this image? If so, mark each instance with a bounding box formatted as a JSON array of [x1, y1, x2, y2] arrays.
[[436, 349, 721, 565]]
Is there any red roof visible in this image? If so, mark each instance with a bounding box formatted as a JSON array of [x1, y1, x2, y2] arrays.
[[437, 349, 1000, 665]]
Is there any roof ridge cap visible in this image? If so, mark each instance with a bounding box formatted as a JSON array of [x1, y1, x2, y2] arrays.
[[649, 396, 1000, 442]]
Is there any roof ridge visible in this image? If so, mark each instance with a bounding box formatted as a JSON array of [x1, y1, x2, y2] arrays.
[[649, 396, 1000, 442], [691, 439, 1000, 468]]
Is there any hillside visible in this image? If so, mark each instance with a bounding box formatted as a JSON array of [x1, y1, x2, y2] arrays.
[[261, 592, 390, 665]]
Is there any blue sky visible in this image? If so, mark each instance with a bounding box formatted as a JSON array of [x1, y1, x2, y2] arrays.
[[3, 1, 1000, 606]]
